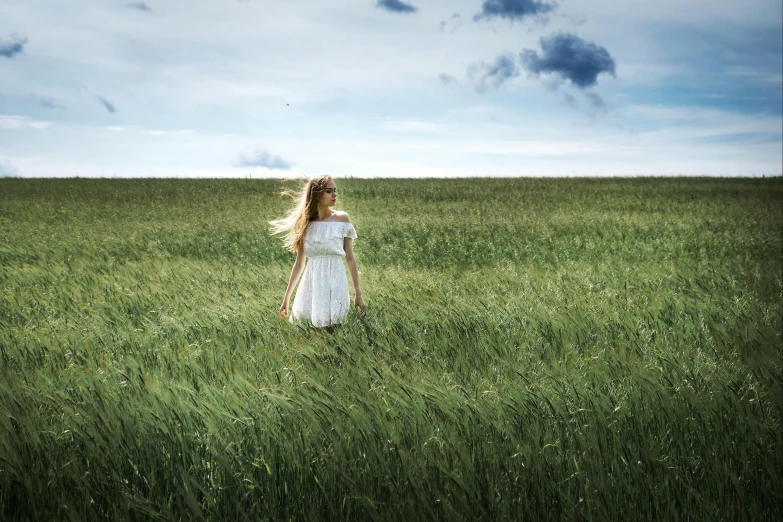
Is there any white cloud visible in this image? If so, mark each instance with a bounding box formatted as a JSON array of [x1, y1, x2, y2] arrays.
[[723, 65, 783, 84], [144, 129, 196, 136], [235, 149, 293, 170], [0, 157, 18, 177], [378, 119, 442, 132], [0, 115, 54, 129]]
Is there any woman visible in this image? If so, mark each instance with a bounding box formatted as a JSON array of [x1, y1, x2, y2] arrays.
[[270, 174, 366, 329]]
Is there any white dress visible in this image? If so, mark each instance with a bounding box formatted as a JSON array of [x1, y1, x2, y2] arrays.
[[290, 221, 358, 327]]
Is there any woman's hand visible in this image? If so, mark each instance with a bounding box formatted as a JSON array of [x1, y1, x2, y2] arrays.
[[279, 301, 289, 319], [354, 295, 366, 317]]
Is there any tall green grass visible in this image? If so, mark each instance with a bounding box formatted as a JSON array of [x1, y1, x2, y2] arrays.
[[1, 177, 781, 520]]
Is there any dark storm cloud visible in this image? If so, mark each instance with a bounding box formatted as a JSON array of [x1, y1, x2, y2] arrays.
[[473, 0, 557, 22], [468, 54, 520, 92], [376, 0, 418, 14], [96, 96, 117, 113], [0, 34, 28, 58], [235, 149, 292, 170], [520, 32, 616, 88], [126, 2, 152, 12], [439, 73, 458, 85]]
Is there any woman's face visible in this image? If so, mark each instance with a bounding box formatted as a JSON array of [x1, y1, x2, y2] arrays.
[[319, 179, 337, 208]]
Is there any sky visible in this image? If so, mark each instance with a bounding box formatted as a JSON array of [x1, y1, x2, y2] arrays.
[[1, 0, 781, 178]]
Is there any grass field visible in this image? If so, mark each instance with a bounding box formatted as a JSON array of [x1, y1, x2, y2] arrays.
[[1, 176, 781, 521]]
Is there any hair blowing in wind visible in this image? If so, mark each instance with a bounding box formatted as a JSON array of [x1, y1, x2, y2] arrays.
[[268, 174, 333, 253]]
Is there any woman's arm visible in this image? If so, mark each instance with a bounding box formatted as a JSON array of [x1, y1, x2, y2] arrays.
[[344, 237, 366, 316], [279, 246, 306, 318]]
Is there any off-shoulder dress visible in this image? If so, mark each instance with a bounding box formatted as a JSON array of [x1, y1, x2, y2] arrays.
[[290, 220, 358, 328]]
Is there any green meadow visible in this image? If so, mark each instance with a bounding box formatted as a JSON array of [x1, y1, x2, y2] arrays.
[[1, 177, 781, 521]]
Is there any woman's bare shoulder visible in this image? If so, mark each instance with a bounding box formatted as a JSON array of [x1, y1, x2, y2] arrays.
[[333, 211, 351, 223]]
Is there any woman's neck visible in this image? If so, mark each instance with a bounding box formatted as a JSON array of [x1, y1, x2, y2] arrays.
[[316, 207, 333, 221]]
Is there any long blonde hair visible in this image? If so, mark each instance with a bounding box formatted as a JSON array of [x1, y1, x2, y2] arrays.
[[269, 174, 332, 253]]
